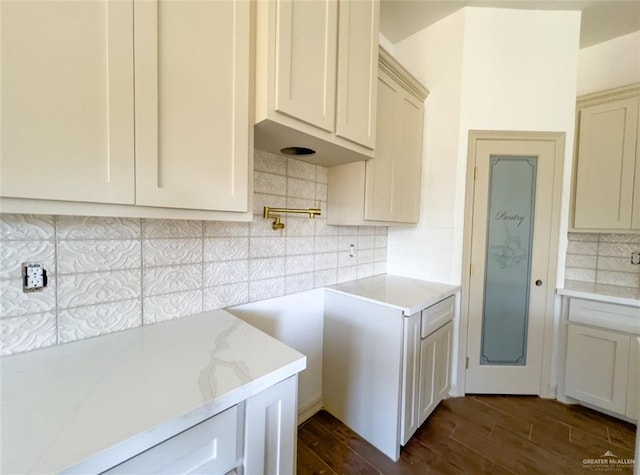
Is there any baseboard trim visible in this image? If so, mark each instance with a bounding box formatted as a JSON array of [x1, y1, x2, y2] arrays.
[[298, 396, 323, 425]]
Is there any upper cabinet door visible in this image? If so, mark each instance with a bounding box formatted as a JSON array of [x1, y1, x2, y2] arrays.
[[335, 0, 379, 149], [274, 0, 338, 132], [1, 0, 135, 204], [574, 97, 639, 229], [134, 0, 251, 212]]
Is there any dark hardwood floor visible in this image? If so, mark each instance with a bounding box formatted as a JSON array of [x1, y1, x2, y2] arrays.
[[297, 396, 637, 474]]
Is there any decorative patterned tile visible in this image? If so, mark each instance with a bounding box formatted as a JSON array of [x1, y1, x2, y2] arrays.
[[597, 233, 640, 244], [143, 264, 203, 296], [315, 183, 328, 201], [358, 226, 376, 236], [249, 236, 285, 258], [143, 289, 203, 324], [374, 262, 387, 275], [567, 232, 599, 242], [203, 282, 249, 311], [285, 273, 315, 294], [315, 219, 338, 237], [338, 250, 356, 268], [286, 254, 315, 275], [286, 197, 317, 210], [597, 256, 640, 273], [338, 226, 358, 236], [249, 277, 285, 302], [204, 221, 250, 237], [204, 237, 249, 262], [314, 268, 337, 287], [337, 266, 357, 283], [286, 217, 315, 237], [374, 247, 388, 263], [565, 267, 596, 283], [287, 177, 316, 200], [357, 263, 375, 279], [0, 214, 54, 241], [316, 165, 328, 184], [57, 216, 140, 240], [288, 158, 316, 181], [58, 270, 140, 309], [1, 240, 56, 279], [565, 254, 597, 269], [249, 257, 286, 280], [58, 240, 140, 274], [598, 243, 636, 258], [566, 241, 598, 255], [142, 238, 200, 267], [0, 312, 56, 356], [315, 236, 339, 253], [374, 226, 388, 237], [374, 234, 388, 248], [0, 278, 56, 318], [596, 271, 640, 288], [254, 149, 287, 175], [314, 252, 338, 271], [204, 260, 249, 287], [142, 219, 202, 238], [253, 193, 284, 215], [357, 249, 375, 265], [358, 234, 375, 250], [58, 299, 141, 343], [250, 217, 279, 237], [338, 236, 357, 252], [255, 171, 286, 196], [286, 236, 315, 256]]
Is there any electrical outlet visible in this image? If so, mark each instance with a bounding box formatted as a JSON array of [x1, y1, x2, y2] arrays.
[[22, 263, 47, 293], [350, 244, 356, 258], [631, 252, 640, 265]]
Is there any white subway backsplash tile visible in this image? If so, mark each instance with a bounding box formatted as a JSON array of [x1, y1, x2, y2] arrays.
[[566, 241, 598, 255], [596, 270, 640, 288], [565, 267, 596, 283], [0, 153, 389, 355]]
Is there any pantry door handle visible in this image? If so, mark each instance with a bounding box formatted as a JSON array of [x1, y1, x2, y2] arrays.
[[535, 279, 543, 287]]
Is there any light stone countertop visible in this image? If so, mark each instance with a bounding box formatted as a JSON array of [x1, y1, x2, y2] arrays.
[[557, 280, 640, 308], [326, 274, 460, 315], [0, 309, 306, 474]]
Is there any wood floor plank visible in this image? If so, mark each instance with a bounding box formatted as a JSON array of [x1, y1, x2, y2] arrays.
[[297, 396, 638, 475]]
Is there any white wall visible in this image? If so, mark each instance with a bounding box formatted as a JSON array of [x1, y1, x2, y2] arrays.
[[227, 289, 324, 419], [577, 31, 640, 96]]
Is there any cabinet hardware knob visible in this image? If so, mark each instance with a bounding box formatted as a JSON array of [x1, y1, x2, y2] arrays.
[[535, 279, 543, 287]]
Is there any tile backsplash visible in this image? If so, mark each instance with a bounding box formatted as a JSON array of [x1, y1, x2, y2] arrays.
[[565, 233, 640, 288], [0, 150, 387, 356]]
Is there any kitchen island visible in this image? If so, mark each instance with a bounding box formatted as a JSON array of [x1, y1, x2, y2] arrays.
[[1, 309, 306, 474]]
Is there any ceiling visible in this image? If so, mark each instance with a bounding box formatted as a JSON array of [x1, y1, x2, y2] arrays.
[[380, 0, 640, 48]]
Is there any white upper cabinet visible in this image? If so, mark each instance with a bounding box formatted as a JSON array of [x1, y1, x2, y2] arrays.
[[255, 0, 379, 167], [1, 0, 252, 218], [1, 0, 135, 204], [328, 47, 428, 225], [134, 0, 251, 212], [573, 84, 640, 231]]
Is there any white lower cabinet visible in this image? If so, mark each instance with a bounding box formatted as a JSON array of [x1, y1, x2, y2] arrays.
[[323, 291, 455, 461], [564, 298, 638, 421], [105, 376, 298, 474]]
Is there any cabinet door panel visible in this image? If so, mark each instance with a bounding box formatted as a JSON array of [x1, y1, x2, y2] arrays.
[[574, 98, 638, 229], [1, 1, 134, 203], [633, 121, 640, 229], [418, 332, 437, 426], [626, 338, 638, 420], [135, 0, 250, 211], [364, 72, 399, 221], [400, 313, 421, 445], [274, 0, 337, 132], [335, 0, 379, 149], [435, 322, 452, 401], [395, 92, 424, 223], [565, 324, 630, 414]]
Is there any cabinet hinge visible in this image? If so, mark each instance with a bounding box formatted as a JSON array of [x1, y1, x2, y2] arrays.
[[474, 167, 478, 180], [465, 356, 469, 369]]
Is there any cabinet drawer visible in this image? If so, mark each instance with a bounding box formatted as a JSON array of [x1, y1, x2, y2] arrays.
[[106, 405, 238, 474], [421, 296, 455, 338], [568, 298, 639, 335]]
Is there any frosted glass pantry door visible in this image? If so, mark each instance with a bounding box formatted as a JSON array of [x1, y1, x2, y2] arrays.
[[466, 138, 558, 395]]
